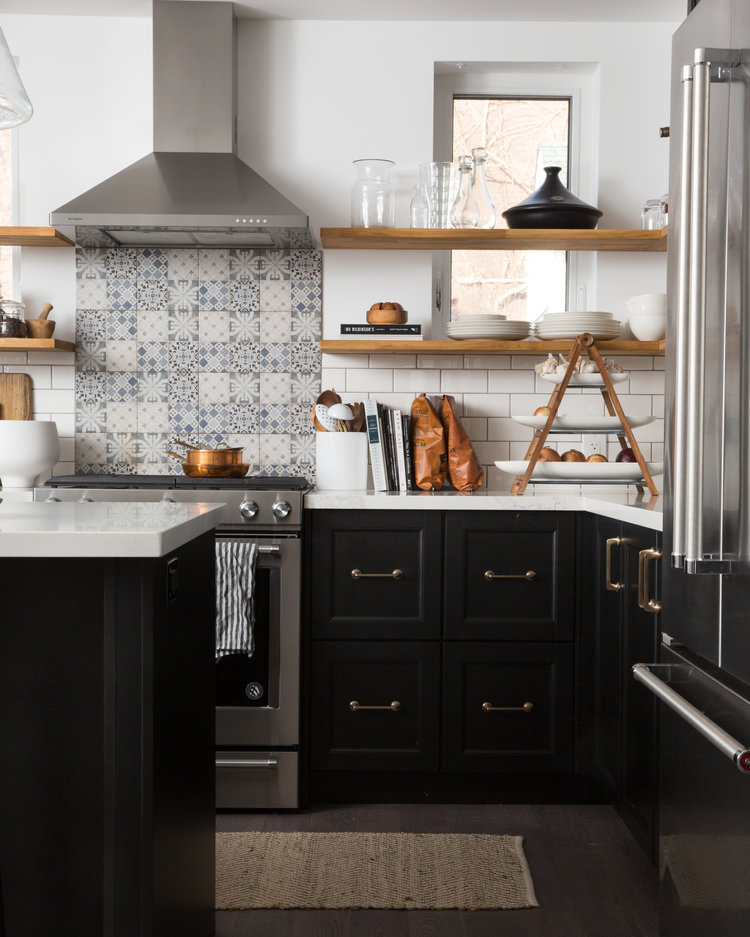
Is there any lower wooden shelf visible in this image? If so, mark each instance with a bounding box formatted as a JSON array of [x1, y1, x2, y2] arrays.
[[0, 338, 74, 353], [321, 339, 665, 356]]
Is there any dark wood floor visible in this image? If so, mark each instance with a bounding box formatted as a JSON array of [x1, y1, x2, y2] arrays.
[[215, 803, 658, 937]]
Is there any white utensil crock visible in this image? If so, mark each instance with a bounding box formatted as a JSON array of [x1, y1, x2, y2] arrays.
[[0, 420, 60, 487], [315, 432, 368, 490]]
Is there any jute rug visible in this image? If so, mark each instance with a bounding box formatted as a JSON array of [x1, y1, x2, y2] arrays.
[[215, 831, 538, 910]]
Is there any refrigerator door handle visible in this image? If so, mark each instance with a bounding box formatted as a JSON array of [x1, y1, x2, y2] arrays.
[[633, 662, 750, 773], [671, 65, 694, 570], [683, 53, 710, 573]]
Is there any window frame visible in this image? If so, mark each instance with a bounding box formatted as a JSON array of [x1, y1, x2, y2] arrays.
[[432, 62, 598, 333]]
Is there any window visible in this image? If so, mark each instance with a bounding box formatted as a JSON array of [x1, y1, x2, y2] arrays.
[[451, 95, 569, 320], [433, 63, 597, 329], [0, 129, 13, 297]]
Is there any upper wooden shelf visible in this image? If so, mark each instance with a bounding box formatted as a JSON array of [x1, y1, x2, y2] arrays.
[[320, 227, 668, 252], [321, 338, 665, 356], [0, 226, 74, 247], [0, 338, 74, 352]]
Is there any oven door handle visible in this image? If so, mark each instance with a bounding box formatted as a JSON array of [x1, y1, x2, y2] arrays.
[[216, 757, 278, 769], [257, 544, 281, 555]]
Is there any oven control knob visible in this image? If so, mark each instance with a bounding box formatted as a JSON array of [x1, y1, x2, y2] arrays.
[[272, 499, 292, 519], [77, 496, 94, 503], [45, 495, 61, 502], [239, 499, 259, 520]]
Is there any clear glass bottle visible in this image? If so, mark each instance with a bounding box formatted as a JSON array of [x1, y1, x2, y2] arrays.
[[409, 184, 429, 228], [450, 155, 479, 228], [471, 147, 497, 229], [351, 158, 395, 228]]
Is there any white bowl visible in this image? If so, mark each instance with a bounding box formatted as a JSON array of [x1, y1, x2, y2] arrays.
[[625, 293, 666, 318], [0, 420, 60, 487], [628, 315, 666, 342]]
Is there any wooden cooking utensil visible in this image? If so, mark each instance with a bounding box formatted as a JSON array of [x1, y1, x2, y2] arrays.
[[0, 373, 33, 419]]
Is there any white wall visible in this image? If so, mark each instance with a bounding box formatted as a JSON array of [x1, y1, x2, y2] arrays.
[[0, 12, 677, 484], [238, 19, 677, 336], [0, 13, 678, 335]]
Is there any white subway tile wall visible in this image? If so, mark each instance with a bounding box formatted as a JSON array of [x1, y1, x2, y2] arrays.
[[322, 352, 665, 491]]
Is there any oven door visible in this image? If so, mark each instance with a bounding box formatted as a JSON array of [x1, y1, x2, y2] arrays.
[[215, 533, 301, 749]]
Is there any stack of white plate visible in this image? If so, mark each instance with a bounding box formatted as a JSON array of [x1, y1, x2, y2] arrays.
[[534, 311, 621, 341], [447, 314, 531, 341]]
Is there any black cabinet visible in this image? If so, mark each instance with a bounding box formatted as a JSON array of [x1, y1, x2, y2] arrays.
[[306, 509, 576, 800], [580, 515, 661, 861], [309, 510, 442, 640], [442, 641, 574, 772], [444, 512, 576, 640], [310, 640, 440, 771], [0, 534, 216, 937]]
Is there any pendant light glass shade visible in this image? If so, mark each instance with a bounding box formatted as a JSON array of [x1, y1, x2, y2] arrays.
[[0, 28, 32, 129]]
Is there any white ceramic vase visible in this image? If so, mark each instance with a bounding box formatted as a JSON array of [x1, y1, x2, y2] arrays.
[[0, 420, 60, 487]]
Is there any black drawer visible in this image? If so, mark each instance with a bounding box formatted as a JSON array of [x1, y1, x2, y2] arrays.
[[442, 641, 574, 772], [310, 640, 440, 771], [444, 512, 575, 640], [310, 511, 442, 639]]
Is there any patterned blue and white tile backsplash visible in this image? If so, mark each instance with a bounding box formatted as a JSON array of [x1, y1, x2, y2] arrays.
[[74, 246, 322, 477]]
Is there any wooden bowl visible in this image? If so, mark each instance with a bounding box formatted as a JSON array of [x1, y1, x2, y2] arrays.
[[366, 302, 407, 325], [25, 319, 55, 339]]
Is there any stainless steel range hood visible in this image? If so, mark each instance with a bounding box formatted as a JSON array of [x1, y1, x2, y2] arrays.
[[50, 0, 310, 249]]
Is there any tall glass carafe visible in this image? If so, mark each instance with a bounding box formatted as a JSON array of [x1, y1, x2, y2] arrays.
[[471, 147, 496, 229], [351, 159, 395, 228], [451, 156, 479, 228]]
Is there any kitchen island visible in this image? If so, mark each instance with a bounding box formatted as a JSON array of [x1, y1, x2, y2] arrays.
[[0, 500, 221, 937]]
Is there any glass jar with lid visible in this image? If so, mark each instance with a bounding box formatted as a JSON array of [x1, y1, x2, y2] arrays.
[[0, 299, 26, 338], [641, 198, 662, 230]]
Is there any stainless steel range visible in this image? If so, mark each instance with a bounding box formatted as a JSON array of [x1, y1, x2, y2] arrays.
[[35, 474, 308, 810]]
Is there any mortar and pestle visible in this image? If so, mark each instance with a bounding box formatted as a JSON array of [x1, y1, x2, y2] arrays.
[[25, 303, 55, 339]]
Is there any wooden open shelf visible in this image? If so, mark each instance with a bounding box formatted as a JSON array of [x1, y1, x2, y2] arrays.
[[0, 226, 74, 247], [320, 227, 668, 252], [321, 338, 665, 356], [0, 338, 74, 352]]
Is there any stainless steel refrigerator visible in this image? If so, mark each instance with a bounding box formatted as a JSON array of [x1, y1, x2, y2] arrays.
[[633, 1, 750, 934]]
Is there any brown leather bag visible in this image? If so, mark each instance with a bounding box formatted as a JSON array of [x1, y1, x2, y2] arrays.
[[410, 394, 448, 490], [440, 395, 484, 491]]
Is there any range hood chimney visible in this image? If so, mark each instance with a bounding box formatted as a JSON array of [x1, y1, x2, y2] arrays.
[[51, 0, 310, 249]]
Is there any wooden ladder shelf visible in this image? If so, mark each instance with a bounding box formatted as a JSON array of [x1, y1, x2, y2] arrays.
[[511, 333, 659, 497]]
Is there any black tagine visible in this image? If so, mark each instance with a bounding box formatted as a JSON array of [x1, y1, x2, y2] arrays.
[[502, 166, 603, 229]]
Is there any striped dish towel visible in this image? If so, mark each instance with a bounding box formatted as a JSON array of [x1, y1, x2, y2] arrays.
[[215, 540, 259, 659]]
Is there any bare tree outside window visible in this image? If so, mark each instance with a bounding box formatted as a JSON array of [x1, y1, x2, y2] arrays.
[[0, 130, 13, 297], [451, 96, 569, 321]]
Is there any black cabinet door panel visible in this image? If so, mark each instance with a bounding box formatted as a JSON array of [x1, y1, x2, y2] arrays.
[[444, 512, 575, 640], [442, 642, 574, 772], [310, 641, 440, 771], [310, 511, 442, 639]]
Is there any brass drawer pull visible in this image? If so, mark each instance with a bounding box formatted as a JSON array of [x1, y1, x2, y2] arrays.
[[350, 700, 401, 712], [638, 547, 662, 614], [605, 536, 624, 592], [484, 569, 536, 581], [482, 701, 534, 713], [351, 568, 404, 580]]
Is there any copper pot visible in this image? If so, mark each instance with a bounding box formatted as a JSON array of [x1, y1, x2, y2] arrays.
[[166, 440, 244, 467]]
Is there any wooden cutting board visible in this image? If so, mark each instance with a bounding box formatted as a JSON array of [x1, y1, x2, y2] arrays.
[[0, 373, 33, 419]]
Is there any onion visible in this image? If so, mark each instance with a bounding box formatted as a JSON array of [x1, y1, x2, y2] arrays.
[[615, 447, 637, 463]]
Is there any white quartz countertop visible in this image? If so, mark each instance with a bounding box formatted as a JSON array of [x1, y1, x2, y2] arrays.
[[305, 488, 663, 532], [0, 501, 223, 557]]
